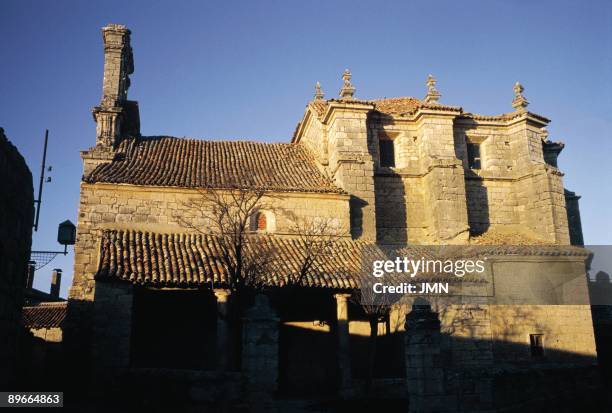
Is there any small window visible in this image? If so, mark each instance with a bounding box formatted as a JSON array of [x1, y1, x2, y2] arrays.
[[530, 334, 544, 357], [467, 143, 481, 170], [256, 213, 267, 231], [379, 140, 395, 167], [251, 211, 273, 232]]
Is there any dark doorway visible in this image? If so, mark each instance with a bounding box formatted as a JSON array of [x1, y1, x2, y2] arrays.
[[131, 288, 217, 370], [277, 291, 339, 396]]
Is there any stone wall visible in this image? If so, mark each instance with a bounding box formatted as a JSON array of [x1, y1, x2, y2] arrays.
[[405, 300, 600, 413], [454, 118, 571, 243], [374, 175, 429, 243], [0, 128, 34, 389], [92, 282, 133, 382], [295, 102, 575, 245], [69, 183, 351, 303], [325, 102, 378, 240]]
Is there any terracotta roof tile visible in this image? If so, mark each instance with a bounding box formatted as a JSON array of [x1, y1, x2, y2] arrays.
[[371, 97, 424, 115], [95, 230, 587, 290], [85, 137, 344, 193], [96, 230, 363, 289], [22, 302, 67, 329]]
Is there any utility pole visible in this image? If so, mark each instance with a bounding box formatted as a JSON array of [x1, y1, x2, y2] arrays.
[[33, 129, 49, 232]]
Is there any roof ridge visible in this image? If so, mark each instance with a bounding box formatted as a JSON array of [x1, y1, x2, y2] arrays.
[[137, 135, 298, 146], [86, 137, 345, 193]]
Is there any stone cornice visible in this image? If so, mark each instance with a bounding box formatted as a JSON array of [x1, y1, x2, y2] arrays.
[[80, 181, 350, 200], [376, 161, 563, 181], [375, 159, 462, 178], [321, 100, 375, 124], [456, 110, 550, 127], [291, 105, 313, 144]]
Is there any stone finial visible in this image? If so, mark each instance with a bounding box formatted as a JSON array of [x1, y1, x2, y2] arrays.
[[512, 81, 529, 112], [424, 74, 441, 103], [314, 81, 325, 100], [339, 69, 356, 100]]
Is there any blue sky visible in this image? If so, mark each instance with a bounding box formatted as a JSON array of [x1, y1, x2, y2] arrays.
[[1, 0, 611, 298]]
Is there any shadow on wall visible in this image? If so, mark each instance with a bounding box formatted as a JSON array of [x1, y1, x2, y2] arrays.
[[374, 171, 408, 244], [16, 293, 612, 412], [465, 174, 490, 235], [349, 195, 367, 240], [407, 301, 605, 413], [590, 271, 612, 385]]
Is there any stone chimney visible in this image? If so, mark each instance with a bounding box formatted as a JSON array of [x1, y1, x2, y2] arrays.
[[92, 24, 140, 148], [101, 24, 133, 108], [25, 261, 36, 290], [50, 269, 62, 299]]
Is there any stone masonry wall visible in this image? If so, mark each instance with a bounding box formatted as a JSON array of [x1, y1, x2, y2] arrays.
[[325, 103, 377, 241], [296, 103, 574, 245], [374, 175, 429, 244], [454, 119, 571, 243], [69, 183, 351, 303], [91, 281, 133, 388], [0, 128, 34, 389]]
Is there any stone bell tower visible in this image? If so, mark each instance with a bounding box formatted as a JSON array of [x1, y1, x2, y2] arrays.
[[92, 24, 140, 148]]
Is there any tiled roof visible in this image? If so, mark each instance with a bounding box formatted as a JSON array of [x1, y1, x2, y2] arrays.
[[22, 302, 67, 329], [96, 230, 363, 289], [84, 137, 344, 193], [469, 230, 551, 246], [371, 97, 423, 115], [95, 230, 588, 290]]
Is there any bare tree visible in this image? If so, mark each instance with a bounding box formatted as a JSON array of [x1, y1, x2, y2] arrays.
[[284, 213, 349, 286], [176, 182, 276, 293]]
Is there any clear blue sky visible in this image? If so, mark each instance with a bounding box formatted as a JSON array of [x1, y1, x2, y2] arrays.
[[1, 0, 611, 298]]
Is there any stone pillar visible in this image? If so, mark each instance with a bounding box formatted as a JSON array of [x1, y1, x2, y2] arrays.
[[423, 159, 470, 243], [565, 189, 584, 246], [242, 295, 279, 408], [405, 303, 455, 413], [416, 114, 469, 243], [334, 293, 352, 395], [213, 288, 231, 371], [91, 281, 133, 396], [325, 101, 378, 241]]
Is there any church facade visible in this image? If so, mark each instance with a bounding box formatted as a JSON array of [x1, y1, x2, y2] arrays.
[[65, 24, 600, 411]]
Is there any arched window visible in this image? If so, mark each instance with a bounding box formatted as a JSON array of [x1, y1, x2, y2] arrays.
[[251, 211, 275, 233], [256, 212, 267, 231]]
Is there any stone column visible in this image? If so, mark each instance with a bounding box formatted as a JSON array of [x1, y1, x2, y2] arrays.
[[213, 288, 231, 371], [405, 303, 455, 413], [242, 295, 279, 408], [91, 281, 133, 396], [334, 293, 352, 396]]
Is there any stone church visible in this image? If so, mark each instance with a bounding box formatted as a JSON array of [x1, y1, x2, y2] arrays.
[[65, 24, 601, 411]]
